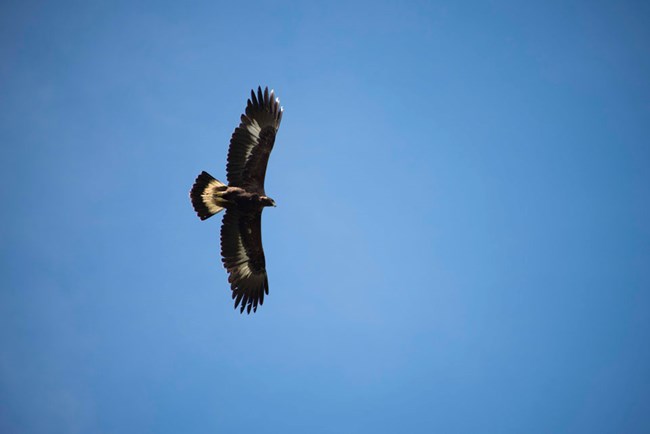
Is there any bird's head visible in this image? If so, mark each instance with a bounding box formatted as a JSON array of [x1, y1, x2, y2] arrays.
[[262, 196, 277, 207]]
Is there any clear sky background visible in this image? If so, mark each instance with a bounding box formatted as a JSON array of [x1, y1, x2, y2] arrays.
[[1, 1, 649, 433]]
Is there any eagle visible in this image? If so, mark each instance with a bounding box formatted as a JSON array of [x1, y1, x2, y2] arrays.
[[190, 86, 283, 314]]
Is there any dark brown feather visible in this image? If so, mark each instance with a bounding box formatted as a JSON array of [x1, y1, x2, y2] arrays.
[[220, 208, 269, 314], [226, 86, 283, 194]]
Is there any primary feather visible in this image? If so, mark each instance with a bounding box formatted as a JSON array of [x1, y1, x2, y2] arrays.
[[226, 87, 283, 194]]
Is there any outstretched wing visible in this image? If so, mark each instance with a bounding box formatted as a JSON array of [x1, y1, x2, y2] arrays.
[[226, 86, 283, 195], [220, 208, 269, 314]]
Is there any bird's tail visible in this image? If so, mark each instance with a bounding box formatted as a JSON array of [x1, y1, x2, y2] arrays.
[[190, 171, 228, 220]]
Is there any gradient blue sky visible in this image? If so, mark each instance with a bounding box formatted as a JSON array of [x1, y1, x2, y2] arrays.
[[1, 1, 649, 433]]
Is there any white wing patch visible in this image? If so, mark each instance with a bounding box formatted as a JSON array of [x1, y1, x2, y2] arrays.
[[246, 119, 261, 138], [234, 235, 253, 278], [243, 119, 262, 162]]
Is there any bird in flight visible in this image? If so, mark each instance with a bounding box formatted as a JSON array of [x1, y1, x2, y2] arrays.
[[190, 86, 283, 314]]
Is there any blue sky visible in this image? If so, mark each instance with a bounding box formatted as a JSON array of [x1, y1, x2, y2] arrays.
[[1, 0, 649, 433]]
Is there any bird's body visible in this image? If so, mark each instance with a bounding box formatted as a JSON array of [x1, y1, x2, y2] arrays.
[[190, 86, 283, 314]]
